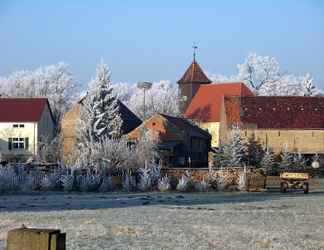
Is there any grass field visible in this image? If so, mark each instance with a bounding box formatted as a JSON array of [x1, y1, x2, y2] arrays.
[[1, 179, 324, 250]]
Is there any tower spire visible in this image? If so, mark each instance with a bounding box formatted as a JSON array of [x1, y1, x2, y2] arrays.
[[193, 43, 198, 62]]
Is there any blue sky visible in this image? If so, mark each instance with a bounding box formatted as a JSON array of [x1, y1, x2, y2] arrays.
[[1, 0, 324, 88]]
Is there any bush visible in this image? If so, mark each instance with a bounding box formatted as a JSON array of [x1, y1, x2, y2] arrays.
[[194, 179, 209, 192], [169, 176, 179, 190], [99, 176, 113, 192], [137, 167, 152, 191], [158, 176, 170, 192], [176, 175, 188, 192], [60, 174, 74, 192]]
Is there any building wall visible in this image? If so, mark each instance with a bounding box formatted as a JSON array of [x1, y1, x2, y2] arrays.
[[38, 104, 55, 142], [243, 129, 324, 154], [0, 122, 37, 158], [199, 122, 220, 148], [61, 103, 81, 161]]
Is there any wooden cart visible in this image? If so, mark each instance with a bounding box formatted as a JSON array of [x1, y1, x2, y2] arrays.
[[280, 171, 310, 194]]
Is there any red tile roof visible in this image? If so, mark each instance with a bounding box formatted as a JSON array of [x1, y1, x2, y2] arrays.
[[225, 96, 324, 129], [185, 82, 254, 122], [177, 60, 212, 84], [0, 98, 51, 122]]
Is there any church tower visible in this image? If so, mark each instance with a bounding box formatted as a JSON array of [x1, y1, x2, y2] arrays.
[[177, 57, 212, 113]]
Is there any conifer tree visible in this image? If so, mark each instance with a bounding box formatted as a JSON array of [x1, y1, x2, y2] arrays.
[[261, 149, 277, 174], [279, 145, 294, 170]]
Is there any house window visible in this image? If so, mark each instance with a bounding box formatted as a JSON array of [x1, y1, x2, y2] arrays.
[[12, 123, 25, 128], [8, 137, 29, 150]]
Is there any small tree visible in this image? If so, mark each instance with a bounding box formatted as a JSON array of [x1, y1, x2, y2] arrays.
[[279, 146, 294, 170], [219, 125, 247, 168], [293, 152, 307, 170], [261, 149, 277, 175], [246, 136, 265, 167]]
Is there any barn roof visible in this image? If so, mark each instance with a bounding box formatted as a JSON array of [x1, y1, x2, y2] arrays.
[[185, 82, 254, 122], [177, 60, 212, 85], [224, 96, 324, 129], [0, 97, 53, 123]]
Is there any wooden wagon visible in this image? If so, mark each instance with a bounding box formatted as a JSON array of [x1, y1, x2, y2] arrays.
[[280, 171, 310, 194]]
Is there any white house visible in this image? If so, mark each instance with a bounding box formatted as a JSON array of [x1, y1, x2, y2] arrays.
[[0, 97, 55, 162]]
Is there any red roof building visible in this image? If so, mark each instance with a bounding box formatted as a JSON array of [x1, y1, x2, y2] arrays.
[[224, 96, 324, 129], [0, 98, 54, 123], [0, 97, 55, 161], [185, 82, 254, 122]]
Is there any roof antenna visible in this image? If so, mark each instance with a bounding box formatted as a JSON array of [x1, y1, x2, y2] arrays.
[[192, 43, 198, 62]]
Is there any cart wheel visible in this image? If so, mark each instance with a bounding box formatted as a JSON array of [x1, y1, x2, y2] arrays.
[[280, 182, 287, 193], [303, 182, 309, 194]]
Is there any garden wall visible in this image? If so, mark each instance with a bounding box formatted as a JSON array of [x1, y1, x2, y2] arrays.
[[162, 168, 266, 191]]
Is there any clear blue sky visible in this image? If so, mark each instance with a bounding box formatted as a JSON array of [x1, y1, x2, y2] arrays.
[[1, 0, 324, 88]]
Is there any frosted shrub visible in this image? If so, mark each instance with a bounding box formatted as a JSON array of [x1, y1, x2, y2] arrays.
[[61, 174, 74, 192], [195, 178, 209, 192], [122, 173, 131, 192], [216, 175, 228, 191], [0, 167, 19, 192], [158, 176, 170, 192], [40, 174, 59, 191], [150, 163, 161, 187], [78, 174, 101, 192], [238, 172, 247, 191], [138, 167, 152, 191], [176, 175, 189, 192], [99, 176, 113, 192]]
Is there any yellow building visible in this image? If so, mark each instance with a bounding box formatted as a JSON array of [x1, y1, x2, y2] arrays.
[[178, 58, 324, 158], [178, 59, 254, 148], [221, 96, 324, 154]]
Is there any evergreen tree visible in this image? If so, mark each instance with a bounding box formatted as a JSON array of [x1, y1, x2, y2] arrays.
[[73, 61, 123, 167], [87, 61, 122, 140], [247, 136, 265, 167], [260, 149, 277, 175], [279, 145, 294, 170], [214, 125, 247, 168], [293, 152, 307, 170]]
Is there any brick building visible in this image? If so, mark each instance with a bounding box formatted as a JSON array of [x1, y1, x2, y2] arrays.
[[178, 58, 324, 160]]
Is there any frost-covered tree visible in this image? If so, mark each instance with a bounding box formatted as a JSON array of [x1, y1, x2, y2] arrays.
[[293, 152, 307, 170], [209, 53, 321, 96], [0, 63, 77, 125], [237, 53, 281, 93], [260, 149, 277, 174], [246, 136, 265, 167], [73, 61, 124, 167], [112, 80, 180, 119], [279, 146, 294, 170], [224, 125, 247, 167], [299, 73, 319, 96], [86, 61, 123, 141]]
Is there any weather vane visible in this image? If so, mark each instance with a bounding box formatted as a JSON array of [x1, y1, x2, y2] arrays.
[[193, 43, 198, 61]]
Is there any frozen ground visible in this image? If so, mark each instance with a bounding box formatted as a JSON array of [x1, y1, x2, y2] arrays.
[[1, 180, 324, 250]]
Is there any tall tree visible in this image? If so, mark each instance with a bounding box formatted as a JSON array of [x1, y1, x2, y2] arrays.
[[86, 61, 122, 141]]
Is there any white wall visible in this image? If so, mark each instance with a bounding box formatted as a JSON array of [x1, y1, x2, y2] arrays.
[[0, 122, 37, 157]]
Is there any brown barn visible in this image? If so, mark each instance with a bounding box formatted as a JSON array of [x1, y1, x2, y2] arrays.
[[61, 99, 142, 162], [127, 113, 211, 168]]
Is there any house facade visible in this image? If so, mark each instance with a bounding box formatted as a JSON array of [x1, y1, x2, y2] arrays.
[[127, 113, 211, 168], [0, 98, 55, 162]]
